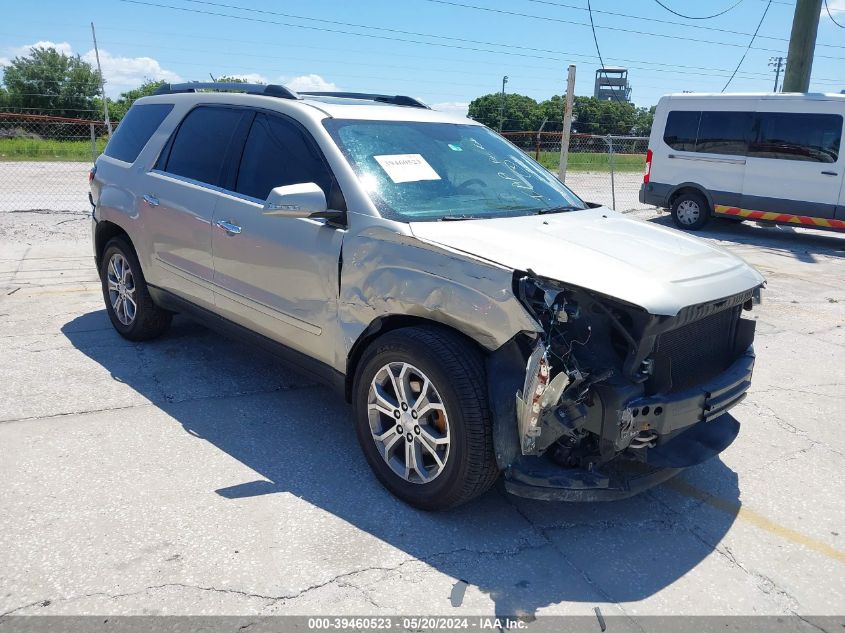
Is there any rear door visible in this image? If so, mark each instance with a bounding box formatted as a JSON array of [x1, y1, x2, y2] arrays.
[[210, 111, 346, 366], [143, 105, 252, 307], [742, 102, 843, 219]]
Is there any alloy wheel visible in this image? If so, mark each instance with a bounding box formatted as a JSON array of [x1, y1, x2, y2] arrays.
[[106, 253, 137, 326], [367, 362, 451, 484]]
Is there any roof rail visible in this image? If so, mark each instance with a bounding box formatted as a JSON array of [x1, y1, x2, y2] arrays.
[[153, 82, 300, 100], [299, 91, 429, 109]]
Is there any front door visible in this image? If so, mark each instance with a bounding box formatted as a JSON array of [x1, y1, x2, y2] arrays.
[[210, 111, 346, 367]]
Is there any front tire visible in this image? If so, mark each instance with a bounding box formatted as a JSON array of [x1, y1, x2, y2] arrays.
[[99, 237, 171, 341], [352, 327, 499, 510], [671, 191, 711, 231]]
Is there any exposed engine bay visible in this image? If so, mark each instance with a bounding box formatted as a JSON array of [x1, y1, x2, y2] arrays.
[[508, 272, 761, 493]]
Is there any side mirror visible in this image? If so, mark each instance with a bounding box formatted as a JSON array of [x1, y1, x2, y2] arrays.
[[263, 182, 341, 220]]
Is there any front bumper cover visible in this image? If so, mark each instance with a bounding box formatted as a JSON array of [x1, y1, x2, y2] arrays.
[[503, 348, 754, 501]]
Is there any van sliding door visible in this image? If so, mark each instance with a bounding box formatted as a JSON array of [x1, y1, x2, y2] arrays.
[[742, 106, 843, 220]]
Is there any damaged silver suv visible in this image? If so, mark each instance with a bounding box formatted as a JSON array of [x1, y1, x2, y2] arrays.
[[90, 83, 764, 510]]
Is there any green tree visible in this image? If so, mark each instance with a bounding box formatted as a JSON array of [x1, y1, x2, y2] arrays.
[[108, 79, 166, 121], [216, 75, 253, 83], [1, 46, 101, 118], [467, 93, 541, 132]]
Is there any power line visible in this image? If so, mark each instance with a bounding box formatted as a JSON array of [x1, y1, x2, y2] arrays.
[[722, 0, 772, 92], [652, 0, 746, 20], [521, 0, 844, 50], [420, 0, 789, 53], [825, 0, 845, 28], [586, 0, 625, 102]]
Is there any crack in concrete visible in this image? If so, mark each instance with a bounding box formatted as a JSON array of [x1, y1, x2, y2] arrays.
[[497, 488, 646, 632], [647, 490, 803, 615], [0, 383, 325, 425]]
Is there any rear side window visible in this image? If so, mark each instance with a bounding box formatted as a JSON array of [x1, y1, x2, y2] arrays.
[[663, 111, 699, 152], [751, 112, 842, 163], [163, 106, 247, 186], [103, 103, 173, 163], [235, 113, 333, 200], [696, 111, 752, 156]]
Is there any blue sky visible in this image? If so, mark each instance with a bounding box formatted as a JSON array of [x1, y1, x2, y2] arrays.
[[4, 0, 845, 117]]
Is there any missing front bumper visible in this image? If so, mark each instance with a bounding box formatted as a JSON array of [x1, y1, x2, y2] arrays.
[[502, 348, 754, 502], [504, 413, 740, 501]]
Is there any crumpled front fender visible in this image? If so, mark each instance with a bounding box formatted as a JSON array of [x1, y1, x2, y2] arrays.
[[338, 226, 541, 367]]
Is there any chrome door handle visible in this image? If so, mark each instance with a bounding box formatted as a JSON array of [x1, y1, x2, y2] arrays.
[[821, 171, 838, 176], [143, 194, 160, 206], [215, 219, 242, 235]]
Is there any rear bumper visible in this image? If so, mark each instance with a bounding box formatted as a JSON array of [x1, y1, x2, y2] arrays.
[[503, 348, 754, 501], [639, 182, 672, 207]]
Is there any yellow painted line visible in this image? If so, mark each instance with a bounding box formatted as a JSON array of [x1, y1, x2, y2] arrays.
[[666, 477, 845, 565]]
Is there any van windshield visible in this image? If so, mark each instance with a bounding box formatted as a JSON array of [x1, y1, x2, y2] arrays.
[[323, 120, 587, 221]]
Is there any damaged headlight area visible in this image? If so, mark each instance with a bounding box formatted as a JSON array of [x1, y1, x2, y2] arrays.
[[515, 274, 634, 462], [511, 272, 759, 486]]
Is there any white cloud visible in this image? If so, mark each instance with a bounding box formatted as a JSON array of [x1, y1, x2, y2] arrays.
[[431, 101, 470, 117], [825, 0, 845, 11], [1, 40, 73, 67], [14, 40, 74, 57], [0, 40, 181, 95], [81, 49, 181, 95], [285, 74, 339, 92]]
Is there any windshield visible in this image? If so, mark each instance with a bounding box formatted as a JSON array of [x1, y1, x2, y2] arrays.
[[323, 120, 587, 221]]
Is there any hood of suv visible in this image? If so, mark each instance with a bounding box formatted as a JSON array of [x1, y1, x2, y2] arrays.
[[409, 208, 764, 316]]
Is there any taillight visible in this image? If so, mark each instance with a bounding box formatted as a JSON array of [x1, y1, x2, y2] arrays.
[[88, 165, 96, 183], [643, 149, 652, 184]]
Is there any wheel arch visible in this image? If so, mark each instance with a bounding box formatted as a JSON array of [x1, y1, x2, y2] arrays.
[[668, 183, 714, 215], [94, 220, 133, 269], [344, 314, 489, 402]]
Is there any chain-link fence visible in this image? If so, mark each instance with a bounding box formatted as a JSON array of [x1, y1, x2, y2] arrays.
[[502, 131, 652, 212], [0, 113, 651, 215], [0, 112, 111, 212]]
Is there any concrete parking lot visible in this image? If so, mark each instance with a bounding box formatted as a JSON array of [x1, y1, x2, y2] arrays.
[[0, 200, 843, 621]]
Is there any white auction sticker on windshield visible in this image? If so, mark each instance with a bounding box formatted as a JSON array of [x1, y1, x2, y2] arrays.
[[374, 154, 441, 183]]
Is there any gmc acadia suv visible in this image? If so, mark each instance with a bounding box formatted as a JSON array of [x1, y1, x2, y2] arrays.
[[89, 82, 764, 510]]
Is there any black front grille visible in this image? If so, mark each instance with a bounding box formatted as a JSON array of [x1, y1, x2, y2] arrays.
[[655, 305, 741, 393]]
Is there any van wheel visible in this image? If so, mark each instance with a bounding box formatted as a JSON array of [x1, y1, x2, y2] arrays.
[[352, 327, 499, 511], [99, 237, 172, 341], [671, 192, 710, 231]]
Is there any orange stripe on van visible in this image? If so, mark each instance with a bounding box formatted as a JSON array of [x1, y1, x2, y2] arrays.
[[714, 204, 845, 231]]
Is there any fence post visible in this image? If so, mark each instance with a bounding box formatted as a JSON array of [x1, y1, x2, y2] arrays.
[[90, 123, 97, 164], [557, 64, 576, 182], [607, 135, 616, 210]]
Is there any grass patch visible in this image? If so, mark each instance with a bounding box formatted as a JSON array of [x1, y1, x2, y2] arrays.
[[0, 137, 107, 162], [536, 151, 645, 173]]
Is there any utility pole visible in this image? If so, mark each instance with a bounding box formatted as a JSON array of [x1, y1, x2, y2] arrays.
[[768, 56, 785, 92], [90, 22, 112, 137], [782, 0, 822, 92], [498, 75, 508, 132], [558, 65, 576, 183]]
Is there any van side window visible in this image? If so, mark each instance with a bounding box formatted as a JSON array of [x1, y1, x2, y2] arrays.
[[697, 111, 752, 156], [103, 103, 173, 163], [235, 113, 333, 201], [750, 113, 842, 163], [663, 111, 699, 152], [164, 106, 247, 186]]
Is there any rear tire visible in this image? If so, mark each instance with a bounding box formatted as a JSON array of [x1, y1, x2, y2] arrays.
[[99, 237, 171, 341], [352, 327, 499, 511], [671, 191, 710, 231]]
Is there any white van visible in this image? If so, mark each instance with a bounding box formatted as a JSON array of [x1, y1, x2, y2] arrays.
[[640, 93, 845, 232]]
